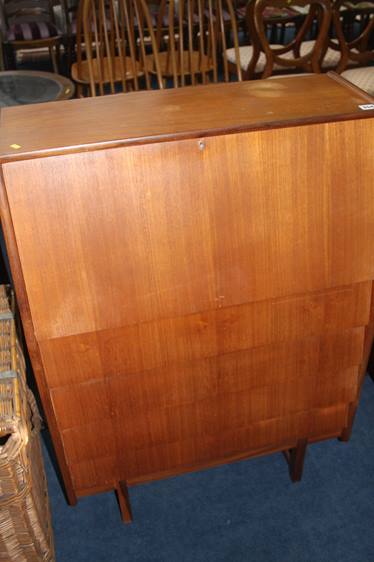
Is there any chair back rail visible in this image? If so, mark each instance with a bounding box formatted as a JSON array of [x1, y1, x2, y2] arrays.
[[246, 0, 332, 78], [332, 0, 374, 72]]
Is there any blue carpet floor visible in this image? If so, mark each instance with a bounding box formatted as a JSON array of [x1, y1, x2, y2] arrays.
[[45, 377, 374, 562]]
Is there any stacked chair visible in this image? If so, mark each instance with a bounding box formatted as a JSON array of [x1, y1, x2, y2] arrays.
[[71, 0, 243, 95], [68, 0, 374, 95]]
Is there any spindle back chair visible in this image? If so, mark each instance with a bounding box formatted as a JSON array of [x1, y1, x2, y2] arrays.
[[71, 0, 163, 96], [147, 0, 242, 87]]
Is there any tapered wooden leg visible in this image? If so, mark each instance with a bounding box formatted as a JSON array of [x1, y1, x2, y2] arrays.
[[49, 44, 58, 74], [339, 402, 357, 442], [115, 481, 133, 524], [283, 438, 308, 483], [368, 343, 374, 383]]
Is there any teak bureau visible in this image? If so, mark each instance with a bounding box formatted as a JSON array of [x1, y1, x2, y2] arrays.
[[0, 73, 373, 522]]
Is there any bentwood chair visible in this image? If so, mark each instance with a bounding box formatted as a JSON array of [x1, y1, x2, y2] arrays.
[[332, 0, 374, 95], [146, 0, 242, 87], [71, 0, 163, 96], [2, 0, 62, 71], [227, 0, 341, 79]]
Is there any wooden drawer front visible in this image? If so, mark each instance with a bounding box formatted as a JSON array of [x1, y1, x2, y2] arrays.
[[113, 367, 357, 452], [123, 404, 349, 482], [59, 365, 356, 467], [4, 120, 374, 340], [51, 328, 364, 432], [64, 401, 349, 487], [41, 283, 370, 389]]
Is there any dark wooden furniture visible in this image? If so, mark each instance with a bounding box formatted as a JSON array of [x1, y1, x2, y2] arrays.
[[333, 0, 374, 96], [227, 0, 343, 79], [0, 73, 373, 522], [249, 0, 332, 77], [0, 70, 74, 106], [333, 0, 374, 71]]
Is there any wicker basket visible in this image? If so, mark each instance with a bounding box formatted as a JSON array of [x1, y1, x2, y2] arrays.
[[0, 286, 55, 562]]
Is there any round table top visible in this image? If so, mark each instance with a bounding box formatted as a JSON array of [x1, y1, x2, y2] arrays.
[[0, 70, 74, 107]]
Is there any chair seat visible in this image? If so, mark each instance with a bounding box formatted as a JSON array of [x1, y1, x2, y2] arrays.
[[147, 50, 214, 77], [226, 40, 341, 73], [71, 56, 143, 85], [341, 67, 374, 96], [6, 22, 60, 42]]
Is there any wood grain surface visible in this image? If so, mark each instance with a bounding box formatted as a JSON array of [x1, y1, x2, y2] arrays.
[[0, 73, 373, 163], [0, 75, 373, 508]]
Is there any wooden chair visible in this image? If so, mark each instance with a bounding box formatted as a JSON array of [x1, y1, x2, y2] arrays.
[[145, 0, 242, 87], [227, 0, 337, 79], [1, 0, 62, 72], [59, 0, 79, 70], [71, 0, 163, 96], [332, 0, 374, 95]]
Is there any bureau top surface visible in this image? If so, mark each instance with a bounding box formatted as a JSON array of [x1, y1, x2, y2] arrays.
[[0, 73, 373, 163]]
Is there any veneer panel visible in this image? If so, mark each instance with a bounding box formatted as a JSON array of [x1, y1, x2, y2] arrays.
[[124, 404, 349, 482], [0, 75, 372, 518], [3, 120, 374, 341], [40, 283, 370, 388]]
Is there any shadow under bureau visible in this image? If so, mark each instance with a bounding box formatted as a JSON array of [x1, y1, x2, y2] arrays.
[[0, 73, 373, 521]]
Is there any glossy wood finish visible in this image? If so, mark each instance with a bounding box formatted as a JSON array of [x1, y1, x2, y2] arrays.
[[0, 73, 373, 162], [0, 75, 373, 519]]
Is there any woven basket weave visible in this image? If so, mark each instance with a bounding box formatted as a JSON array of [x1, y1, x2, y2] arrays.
[[0, 286, 55, 562]]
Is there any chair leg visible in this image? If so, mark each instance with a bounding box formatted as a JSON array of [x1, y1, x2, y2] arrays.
[[368, 343, 374, 383], [49, 44, 58, 73], [76, 83, 84, 98], [5, 45, 17, 70], [115, 481, 133, 524], [283, 438, 308, 482], [339, 402, 357, 442]]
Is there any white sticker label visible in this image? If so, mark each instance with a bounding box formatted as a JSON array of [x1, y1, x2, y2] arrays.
[[358, 104, 374, 111]]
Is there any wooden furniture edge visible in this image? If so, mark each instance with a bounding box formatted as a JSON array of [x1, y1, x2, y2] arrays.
[[72, 431, 341, 499], [283, 438, 308, 482], [116, 481, 133, 524], [327, 71, 374, 103], [339, 280, 374, 440], [1, 112, 374, 166], [125, 433, 340, 486], [0, 167, 77, 506]]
